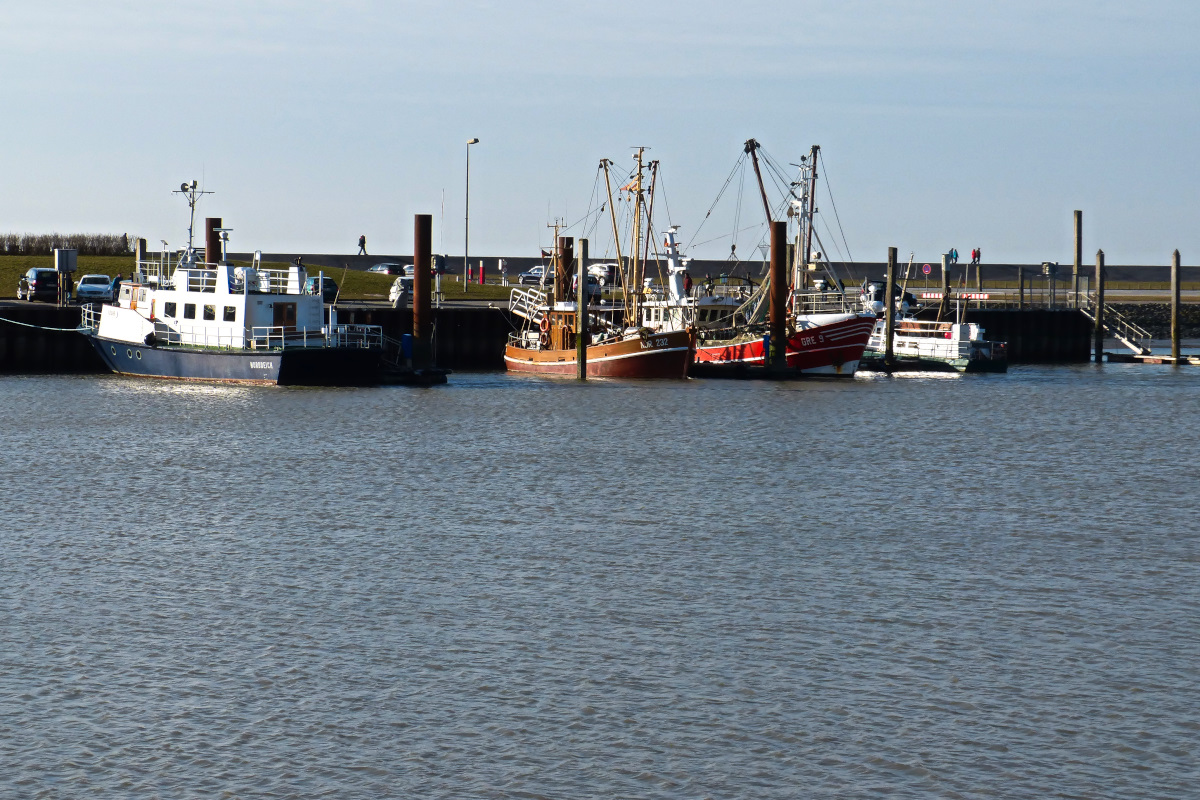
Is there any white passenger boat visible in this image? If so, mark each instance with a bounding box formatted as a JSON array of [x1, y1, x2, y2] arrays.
[[79, 185, 383, 385]]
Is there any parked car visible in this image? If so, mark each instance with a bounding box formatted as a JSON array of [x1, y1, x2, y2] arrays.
[[518, 265, 547, 285], [368, 262, 406, 275], [17, 268, 59, 302], [388, 276, 414, 305], [74, 273, 114, 303], [571, 274, 602, 301], [588, 262, 618, 285], [304, 275, 339, 303]]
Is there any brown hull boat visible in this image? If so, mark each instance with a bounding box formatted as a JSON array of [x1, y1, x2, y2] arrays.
[[504, 329, 691, 378]]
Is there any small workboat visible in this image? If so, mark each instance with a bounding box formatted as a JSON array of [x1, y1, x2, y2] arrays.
[[857, 280, 1008, 373], [860, 317, 1008, 373]]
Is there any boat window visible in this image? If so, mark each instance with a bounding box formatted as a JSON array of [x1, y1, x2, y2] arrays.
[[223, 306, 236, 322], [203, 305, 216, 321], [164, 302, 177, 318], [183, 303, 196, 319]]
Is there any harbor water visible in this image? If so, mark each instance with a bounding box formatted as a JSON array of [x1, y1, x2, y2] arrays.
[[2, 366, 1197, 798]]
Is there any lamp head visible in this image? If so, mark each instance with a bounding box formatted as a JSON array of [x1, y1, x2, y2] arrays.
[[467, 138, 479, 144]]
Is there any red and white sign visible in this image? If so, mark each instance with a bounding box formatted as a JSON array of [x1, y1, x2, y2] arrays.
[[919, 292, 990, 300], [922, 263, 932, 275]]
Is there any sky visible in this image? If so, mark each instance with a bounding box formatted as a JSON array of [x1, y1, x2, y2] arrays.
[[2, 0, 1197, 265]]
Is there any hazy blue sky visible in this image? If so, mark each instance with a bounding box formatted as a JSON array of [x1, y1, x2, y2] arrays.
[[3, 1, 1197, 265]]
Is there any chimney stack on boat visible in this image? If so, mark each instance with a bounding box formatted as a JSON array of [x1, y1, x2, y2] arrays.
[[205, 218, 221, 265]]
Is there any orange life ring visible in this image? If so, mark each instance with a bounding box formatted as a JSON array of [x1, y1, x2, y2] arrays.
[[539, 316, 550, 333]]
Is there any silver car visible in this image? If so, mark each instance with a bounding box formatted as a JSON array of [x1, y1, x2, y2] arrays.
[[74, 273, 113, 303]]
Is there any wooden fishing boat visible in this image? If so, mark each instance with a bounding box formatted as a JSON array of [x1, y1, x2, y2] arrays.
[[504, 149, 692, 379]]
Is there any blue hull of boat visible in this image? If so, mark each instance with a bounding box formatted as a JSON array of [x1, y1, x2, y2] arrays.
[[88, 336, 380, 385]]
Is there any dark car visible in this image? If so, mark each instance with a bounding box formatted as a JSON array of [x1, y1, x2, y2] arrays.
[[304, 276, 339, 303], [518, 265, 546, 285], [367, 262, 406, 275], [17, 268, 59, 302]]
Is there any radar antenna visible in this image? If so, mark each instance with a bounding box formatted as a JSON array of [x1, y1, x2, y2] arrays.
[[172, 181, 214, 252]]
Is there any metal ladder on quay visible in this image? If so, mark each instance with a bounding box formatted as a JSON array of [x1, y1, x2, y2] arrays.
[[508, 286, 621, 337], [508, 287, 546, 326], [1079, 295, 1152, 355]]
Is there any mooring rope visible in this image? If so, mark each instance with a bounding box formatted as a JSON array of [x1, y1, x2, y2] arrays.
[[0, 315, 85, 333]]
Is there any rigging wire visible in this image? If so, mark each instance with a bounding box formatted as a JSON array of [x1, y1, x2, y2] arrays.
[[686, 153, 747, 251], [818, 149, 854, 263], [731, 158, 746, 261]]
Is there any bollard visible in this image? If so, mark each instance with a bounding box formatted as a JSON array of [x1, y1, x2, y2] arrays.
[[413, 214, 432, 368], [769, 221, 787, 369], [1080, 209, 1089, 309], [1094, 250, 1105, 363], [1172, 249, 1181, 364], [936, 253, 951, 322], [577, 238, 589, 379], [884, 247, 897, 370], [557, 237, 573, 351]]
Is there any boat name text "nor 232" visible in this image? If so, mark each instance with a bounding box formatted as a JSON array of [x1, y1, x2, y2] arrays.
[[640, 337, 669, 350]]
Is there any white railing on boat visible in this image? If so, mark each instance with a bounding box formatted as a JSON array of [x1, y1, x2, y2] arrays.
[[247, 324, 382, 350], [791, 290, 857, 314], [79, 304, 101, 332], [135, 257, 308, 296]]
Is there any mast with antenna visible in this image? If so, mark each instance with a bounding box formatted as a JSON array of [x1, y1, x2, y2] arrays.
[[171, 180, 213, 252], [600, 159, 627, 312], [629, 147, 648, 327]]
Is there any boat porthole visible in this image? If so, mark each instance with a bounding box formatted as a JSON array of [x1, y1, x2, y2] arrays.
[[110, 346, 116, 356], [135, 350, 142, 360], [126, 349, 133, 359]]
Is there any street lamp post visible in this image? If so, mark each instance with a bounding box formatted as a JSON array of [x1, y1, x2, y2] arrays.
[[465, 138, 479, 293]]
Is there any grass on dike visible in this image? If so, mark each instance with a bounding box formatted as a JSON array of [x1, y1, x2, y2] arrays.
[[0, 255, 516, 302]]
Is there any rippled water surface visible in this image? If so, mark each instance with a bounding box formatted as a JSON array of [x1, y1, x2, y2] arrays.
[[2, 365, 1198, 798]]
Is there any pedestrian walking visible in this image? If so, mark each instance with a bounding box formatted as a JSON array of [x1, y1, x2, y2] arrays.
[[975, 247, 982, 265], [357, 234, 367, 255], [499, 258, 508, 286], [950, 248, 959, 265]]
